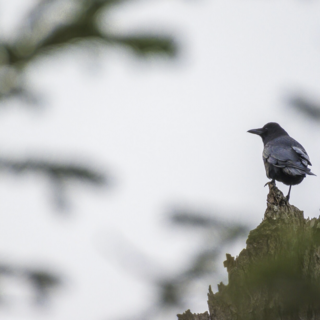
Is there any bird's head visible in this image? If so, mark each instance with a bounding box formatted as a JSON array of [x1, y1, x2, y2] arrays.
[[248, 122, 289, 144]]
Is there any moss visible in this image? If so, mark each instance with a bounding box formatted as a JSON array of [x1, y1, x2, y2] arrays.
[[178, 184, 320, 320]]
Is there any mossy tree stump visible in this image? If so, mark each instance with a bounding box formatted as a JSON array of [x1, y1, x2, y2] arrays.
[[178, 184, 320, 320]]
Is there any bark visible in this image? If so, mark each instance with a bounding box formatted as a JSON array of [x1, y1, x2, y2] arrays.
[[178, 183, 320, 320]]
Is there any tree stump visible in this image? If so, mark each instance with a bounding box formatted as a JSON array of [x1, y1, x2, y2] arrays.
[[178, 184, 320, 320]]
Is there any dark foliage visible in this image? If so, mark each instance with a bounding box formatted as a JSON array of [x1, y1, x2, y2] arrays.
[[288, 95, 320, 121], [0, 263, 60, 305], [0, 0, 178, 309], [0, 0, 177, 101]]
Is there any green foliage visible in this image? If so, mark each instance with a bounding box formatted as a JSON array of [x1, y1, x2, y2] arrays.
[[0, 0, 177, 101], [0, 0, 178, 308], [0, 0, 177, 208]]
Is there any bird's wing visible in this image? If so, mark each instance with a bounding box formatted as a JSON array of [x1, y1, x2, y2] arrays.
[[283, 165, 307, 176], [263, 144, 297, 164], [292, 146, 312, 165], [263, 142, 312, 175]]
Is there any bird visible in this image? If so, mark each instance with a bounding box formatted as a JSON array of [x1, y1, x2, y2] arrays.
[[248, 122, 315, 202]]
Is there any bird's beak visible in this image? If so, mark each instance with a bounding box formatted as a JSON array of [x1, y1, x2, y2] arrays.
[[247, 128, 264, 136]]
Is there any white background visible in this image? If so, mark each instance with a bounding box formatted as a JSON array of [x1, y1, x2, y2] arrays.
[[0, 0, 319, 319]]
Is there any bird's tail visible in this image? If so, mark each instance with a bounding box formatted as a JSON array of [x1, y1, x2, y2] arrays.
[[305, 166, 316, 176]]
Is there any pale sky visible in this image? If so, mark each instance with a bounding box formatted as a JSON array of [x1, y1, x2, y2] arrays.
[[0, 0, 320, 319]]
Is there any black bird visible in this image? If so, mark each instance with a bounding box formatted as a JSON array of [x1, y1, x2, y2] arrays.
[[248, 122, 315, 201]]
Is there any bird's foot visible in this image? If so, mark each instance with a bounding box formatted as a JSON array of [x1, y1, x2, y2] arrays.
[[283, 196, 290, 206], [264, 180, 276, 188]]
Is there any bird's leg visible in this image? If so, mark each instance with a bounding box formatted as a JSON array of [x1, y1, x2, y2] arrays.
[[264, 179, 275, 187], [285, 185, 292, 203]]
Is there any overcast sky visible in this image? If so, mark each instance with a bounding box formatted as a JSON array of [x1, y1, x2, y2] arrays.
[[0, 0, 320, 319]]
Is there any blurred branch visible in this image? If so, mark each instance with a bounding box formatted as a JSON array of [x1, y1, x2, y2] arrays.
[[0, 0, 178, 102], [0, 0, 176, 205], [109, 208, 248, 320], [0, 263, 61, 305], [111, 35, 176, 57], [0, 158, 106, 184], [288, 95, 320, 120], [158, 210, 248, 307], [0, 157, 109, 209]]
